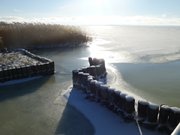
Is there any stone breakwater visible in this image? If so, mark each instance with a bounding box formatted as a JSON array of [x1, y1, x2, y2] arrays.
[[72, 57, 180, 135], [0, 49, 54, 83]]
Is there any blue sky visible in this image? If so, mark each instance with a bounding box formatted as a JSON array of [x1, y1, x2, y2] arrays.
[[0, 0, 180, 25]]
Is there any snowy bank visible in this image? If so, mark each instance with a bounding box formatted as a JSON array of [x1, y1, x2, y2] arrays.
[[62, 87, 163, 135]]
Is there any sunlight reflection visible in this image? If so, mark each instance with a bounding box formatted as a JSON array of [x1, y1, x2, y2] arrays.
[[88, 41, 136, 63]]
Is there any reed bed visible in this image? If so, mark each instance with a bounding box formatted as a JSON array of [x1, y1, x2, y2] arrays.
[[0, 22, 91, 49]]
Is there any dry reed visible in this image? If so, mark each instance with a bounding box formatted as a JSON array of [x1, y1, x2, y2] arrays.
[[0, 22, 91, 49]]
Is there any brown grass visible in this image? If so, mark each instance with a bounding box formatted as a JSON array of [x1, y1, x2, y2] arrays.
[[0, 22, 91, 49], [0, 37, 3, 48]]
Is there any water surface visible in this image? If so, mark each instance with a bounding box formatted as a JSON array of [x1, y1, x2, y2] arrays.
[[0, 47, 94, 135], [86, 25, 180, 107]]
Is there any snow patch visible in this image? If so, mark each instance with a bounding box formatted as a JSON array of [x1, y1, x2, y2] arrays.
[[62, 88, 163, 135]]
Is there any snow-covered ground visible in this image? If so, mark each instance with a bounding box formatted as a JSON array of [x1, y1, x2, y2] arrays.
[[63, 87, 164, 135], [0, 52, 42, 68]]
